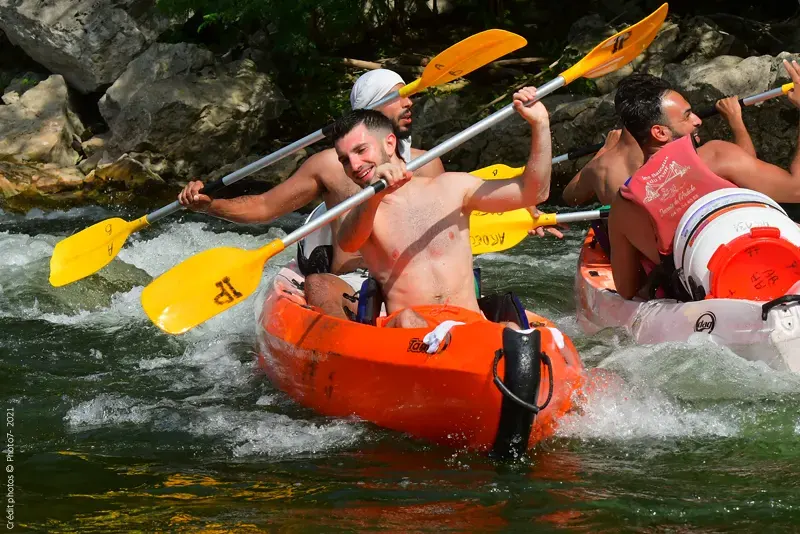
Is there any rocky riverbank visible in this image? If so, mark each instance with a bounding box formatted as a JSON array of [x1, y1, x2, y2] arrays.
[[0, 1, 798, 212]]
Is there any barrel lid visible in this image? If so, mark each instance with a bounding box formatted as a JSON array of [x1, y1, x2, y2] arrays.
[[706, 227, 800, 300]]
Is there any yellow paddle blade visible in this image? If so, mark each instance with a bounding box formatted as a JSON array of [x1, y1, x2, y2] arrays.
[[560, 3, 668, 83], [469, 208, 533, 255], [141, 240, 285, 335], [400, 29, 527, 96], [49, 216, 148, 287], [470, 163, 524, 180]]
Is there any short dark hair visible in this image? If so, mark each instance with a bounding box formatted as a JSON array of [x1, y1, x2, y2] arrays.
[[615, 73, 674, 145], [330, 109, 395, 145]]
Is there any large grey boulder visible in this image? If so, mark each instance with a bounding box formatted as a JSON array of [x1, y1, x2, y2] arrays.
[[98, 43, 215, 125], [0, 75, 84, 167], [100, 50, 289, 181], [0, 0, 179, 93]]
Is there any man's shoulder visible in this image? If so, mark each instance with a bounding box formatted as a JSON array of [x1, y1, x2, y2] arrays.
[[305, 149, 349, 180], [304, 147, 339, 166], [697, 139, 743, 163]]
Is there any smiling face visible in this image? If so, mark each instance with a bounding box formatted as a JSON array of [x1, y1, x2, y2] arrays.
[[376, 83, 412, 139], [334, 123, 395, 187], [655, 90, 703, 144]]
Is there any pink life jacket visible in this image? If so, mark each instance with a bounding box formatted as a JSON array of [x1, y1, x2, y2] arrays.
[[620, 135, 736, 255]]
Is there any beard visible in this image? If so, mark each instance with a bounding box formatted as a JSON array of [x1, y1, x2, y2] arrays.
[[668, 126, 701, 145], [393, 111, 412, 139]]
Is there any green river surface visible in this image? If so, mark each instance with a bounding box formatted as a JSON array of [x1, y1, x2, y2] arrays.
[[2, 204, 800, 532]]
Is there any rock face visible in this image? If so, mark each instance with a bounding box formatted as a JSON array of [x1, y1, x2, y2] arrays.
[[0, 75, 85, 166], [99, 48, 289, 180], [0, 0, 178, 93]]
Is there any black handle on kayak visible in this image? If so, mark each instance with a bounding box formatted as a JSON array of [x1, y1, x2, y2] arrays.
[[761, 295, 800, 320], [567, 141, 604, 161], [492, 349, 553, 413], [694, 97, 746, 120]]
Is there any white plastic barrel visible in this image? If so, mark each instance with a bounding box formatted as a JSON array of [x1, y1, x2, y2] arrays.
[[673, 188, 800, 297]]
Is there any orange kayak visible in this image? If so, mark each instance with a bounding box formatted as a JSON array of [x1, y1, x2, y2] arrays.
[[257, 264, 586, 457]]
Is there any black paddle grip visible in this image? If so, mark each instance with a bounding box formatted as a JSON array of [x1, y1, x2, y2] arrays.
[[568, 141, 604, 160], [199, 179, 226, 197], [694, 98, 745, 120]]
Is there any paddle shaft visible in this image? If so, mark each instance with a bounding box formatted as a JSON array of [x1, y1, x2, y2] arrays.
[[281, 76, 568, 248], [145, 90, 403, 224], [553, 207, 608, 225], [695, 83, 794, 119]]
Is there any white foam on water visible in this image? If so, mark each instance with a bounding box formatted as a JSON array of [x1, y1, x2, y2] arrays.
[[187, 406, 364, 457], [138, 337, 253, 393], [557, 339, 800, 443], [64, 391, 362, 456], [13, 287, 147, 329], [556, 381, 739, 441], [0, 232, 54, 267], [255, 394, 278, 406], [64, 393, 163, 428], [597, 340, 800, 401]]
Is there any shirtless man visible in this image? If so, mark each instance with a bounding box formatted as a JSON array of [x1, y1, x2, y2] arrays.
[[563, 77, 756, 207], [177, 69, 445, 318], [332, 87, 551, 328], [608, 63, 800, 300], [563, 75, 758, 254]]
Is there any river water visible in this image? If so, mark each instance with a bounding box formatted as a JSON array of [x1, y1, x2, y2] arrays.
[[2, 204, 800, 531]]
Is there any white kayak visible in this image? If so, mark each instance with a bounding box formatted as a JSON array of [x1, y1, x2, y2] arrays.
[[575, 229, 800, 372]]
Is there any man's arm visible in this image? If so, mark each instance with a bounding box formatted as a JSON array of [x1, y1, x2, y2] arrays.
[[463, 87, 551, 213], [177, 152, 329, 224], [715, 96, 756, 157], [337, 164, 412, 253], [701, 140, 800, 203], [608, 196, 646, 300], [700, 59, 800, 202]]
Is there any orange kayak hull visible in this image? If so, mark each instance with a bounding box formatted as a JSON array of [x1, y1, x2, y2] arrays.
[[257, 266, 586, 456]]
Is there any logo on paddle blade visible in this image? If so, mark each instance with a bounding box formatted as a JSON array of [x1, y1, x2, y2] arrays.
[[214, 277, 243, 305], [612, 31, 631, 53], [694, 311, 716, 333]]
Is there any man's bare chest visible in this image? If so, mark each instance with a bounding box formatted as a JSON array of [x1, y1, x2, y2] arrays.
[[372, 195, 465, 258]]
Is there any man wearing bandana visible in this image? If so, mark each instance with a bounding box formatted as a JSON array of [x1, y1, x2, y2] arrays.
[[178, 69, 445, 318]]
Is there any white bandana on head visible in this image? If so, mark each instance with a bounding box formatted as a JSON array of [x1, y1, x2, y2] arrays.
[[350, 69, 412, 163]]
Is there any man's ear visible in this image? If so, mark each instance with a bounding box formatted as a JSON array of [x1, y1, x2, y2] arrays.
[[384, 131, 397, 156], [651, 124, 671, 143]]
